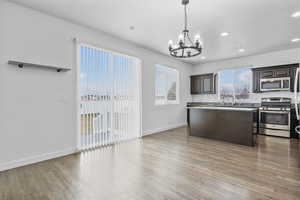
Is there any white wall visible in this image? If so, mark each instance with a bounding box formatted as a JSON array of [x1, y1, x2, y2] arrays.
[[0, 1, 192, 170], [192, 48, 300, 103]]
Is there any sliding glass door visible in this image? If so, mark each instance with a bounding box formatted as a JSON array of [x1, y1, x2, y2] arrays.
[[78, 44, 141, 150]]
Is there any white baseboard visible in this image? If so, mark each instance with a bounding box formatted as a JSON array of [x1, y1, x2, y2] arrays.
[[0, 147, 77, 172], [0, 123, 187, 171], [143, 122, 187, 136]]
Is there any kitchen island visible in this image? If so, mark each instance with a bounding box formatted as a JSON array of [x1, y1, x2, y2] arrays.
[[187, 106, 258, 146]]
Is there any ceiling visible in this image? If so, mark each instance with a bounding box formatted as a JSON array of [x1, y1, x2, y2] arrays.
[[9, 0, 300, 64]]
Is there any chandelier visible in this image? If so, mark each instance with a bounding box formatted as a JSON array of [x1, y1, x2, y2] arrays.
[[168, 0, 203, 58]]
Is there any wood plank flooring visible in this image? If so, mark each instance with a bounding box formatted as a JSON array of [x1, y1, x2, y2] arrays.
[[0, 126, 300, 200]]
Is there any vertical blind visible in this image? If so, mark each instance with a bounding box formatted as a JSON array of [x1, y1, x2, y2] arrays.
[[79, 44, 141, 150]]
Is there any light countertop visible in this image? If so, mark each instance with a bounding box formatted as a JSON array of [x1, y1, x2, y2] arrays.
[[186, 106, 258, 112]]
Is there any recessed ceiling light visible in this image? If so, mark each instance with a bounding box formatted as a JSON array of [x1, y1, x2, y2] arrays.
[[291, 11, 300, 18], [238, 48, 245, 53], [129, 26, 135, 30], [201, 56, 206, 60], [291, 38, 300, 43], [220, 32, 229, 37]]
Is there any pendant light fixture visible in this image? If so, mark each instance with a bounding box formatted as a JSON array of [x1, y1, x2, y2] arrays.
[[168, 0, 203, 58]]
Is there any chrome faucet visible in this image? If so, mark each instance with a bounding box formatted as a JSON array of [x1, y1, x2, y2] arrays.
[[220, 95, 236, 106], [229, 95, 237, 106], [231, 96, 235, 106]]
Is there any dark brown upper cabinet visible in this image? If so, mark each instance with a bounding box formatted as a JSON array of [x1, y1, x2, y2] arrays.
[[190, 75, 202, 94], [252, 63, 299, 93], [191, 73, 216, 94], [260, 70, 275, 79], [252, 70, 261, 93], [290, 66, 299, 92], [275, 68, 290, 77]]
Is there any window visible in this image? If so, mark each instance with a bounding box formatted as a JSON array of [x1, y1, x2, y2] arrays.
[[155, 64, 179, 105], [218, 67, 252, 100]]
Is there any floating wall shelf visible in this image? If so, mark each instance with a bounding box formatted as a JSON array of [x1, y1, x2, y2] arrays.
[[8, 60, 71, 72]]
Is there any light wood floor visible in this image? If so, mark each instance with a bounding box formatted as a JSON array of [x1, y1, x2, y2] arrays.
[[1, 126, 300, 200]]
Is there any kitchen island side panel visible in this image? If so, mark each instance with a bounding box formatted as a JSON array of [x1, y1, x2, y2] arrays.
[[189, 109, 255, 146]]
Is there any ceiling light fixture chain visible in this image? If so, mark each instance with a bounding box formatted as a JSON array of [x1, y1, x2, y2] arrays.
[[168, 0, 203, 58], [184, 2, 188, 31]]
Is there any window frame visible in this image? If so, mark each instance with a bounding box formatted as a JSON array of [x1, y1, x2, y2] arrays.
[[218, 67, 253, 101], [155, 64, 180, 106]]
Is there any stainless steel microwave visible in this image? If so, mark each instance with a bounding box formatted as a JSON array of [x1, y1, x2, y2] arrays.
[[260, 77, 290, 91]]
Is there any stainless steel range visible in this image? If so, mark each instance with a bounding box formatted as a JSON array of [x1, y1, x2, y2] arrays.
[[259, 97, 291, 138]]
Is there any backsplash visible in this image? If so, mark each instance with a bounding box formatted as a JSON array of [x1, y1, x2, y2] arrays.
[[192, 91, 295, 103]]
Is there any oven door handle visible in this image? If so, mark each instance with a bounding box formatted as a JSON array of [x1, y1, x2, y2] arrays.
[[259, 110, 290, 114], [294, 68, 299, 120]]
